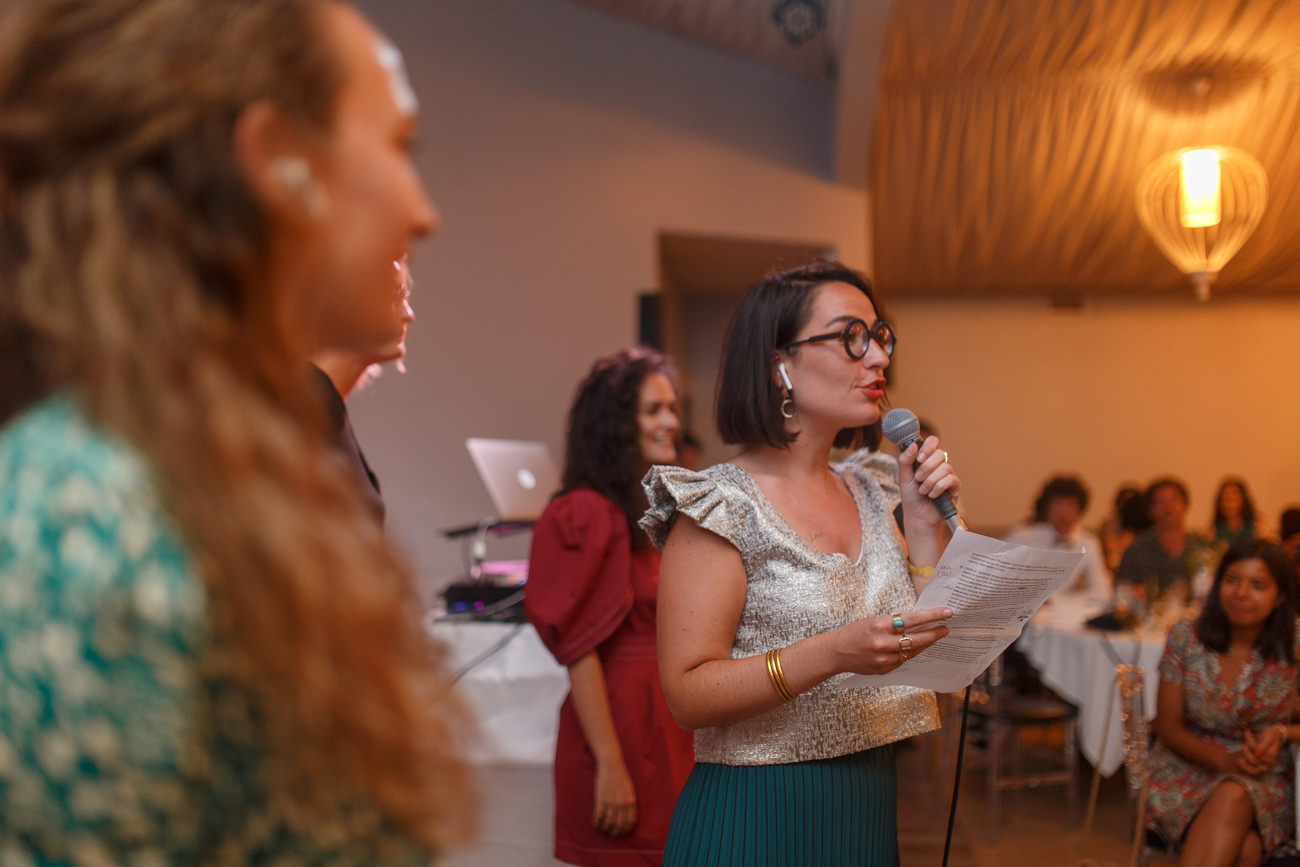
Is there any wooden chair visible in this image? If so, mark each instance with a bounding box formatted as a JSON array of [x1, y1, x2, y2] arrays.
[[965, 653, 1080, 844]]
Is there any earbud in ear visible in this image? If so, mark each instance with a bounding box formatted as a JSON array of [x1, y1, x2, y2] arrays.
[[777, 362, 794, 392], [270, 156, 327, 218], [271, 156, 311, 188], [776, 361, 796, 420]]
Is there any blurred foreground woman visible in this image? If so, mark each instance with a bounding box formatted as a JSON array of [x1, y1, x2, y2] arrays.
[[0, 0, 469, 862]]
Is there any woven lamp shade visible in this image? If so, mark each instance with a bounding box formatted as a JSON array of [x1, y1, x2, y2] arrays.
[[1135, 146, 1269, 301]]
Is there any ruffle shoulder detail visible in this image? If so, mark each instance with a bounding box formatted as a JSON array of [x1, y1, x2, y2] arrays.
[[640, 464, 757, 553]]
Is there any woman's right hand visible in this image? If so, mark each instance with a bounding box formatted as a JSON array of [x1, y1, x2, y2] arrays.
[[592, 758, 637, 836], [1219, 744, 1270, 777], [1242, 725, 1286, 768], [832, 607, 952, 675]]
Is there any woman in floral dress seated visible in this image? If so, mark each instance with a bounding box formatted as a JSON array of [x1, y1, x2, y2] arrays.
[[1148, 540, 1299, 866]]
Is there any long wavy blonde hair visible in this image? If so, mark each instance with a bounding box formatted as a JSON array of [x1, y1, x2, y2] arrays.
[[0, 0, 471, 851]]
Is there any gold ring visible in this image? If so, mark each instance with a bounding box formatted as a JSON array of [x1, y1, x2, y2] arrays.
[[898, 634, 913, 653], [891, 615, 905, 634], [942, 450, 950, 463]]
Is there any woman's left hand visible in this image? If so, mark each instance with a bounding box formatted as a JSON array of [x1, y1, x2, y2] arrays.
[[897, 436, 960, 529], [592, 757, 638, 836]]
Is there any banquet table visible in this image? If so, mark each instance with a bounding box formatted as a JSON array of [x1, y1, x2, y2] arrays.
[[1016, 597, 1172, 777], [426, 616, 569, 765]]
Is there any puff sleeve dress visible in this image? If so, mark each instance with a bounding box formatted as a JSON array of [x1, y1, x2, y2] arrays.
[[525, 489, 693, 866]]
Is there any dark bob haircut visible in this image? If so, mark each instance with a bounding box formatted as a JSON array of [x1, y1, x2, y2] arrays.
[[562, 347, 676, 548], [716, 260, 882, 451], [1195, 539, 1297, 664]]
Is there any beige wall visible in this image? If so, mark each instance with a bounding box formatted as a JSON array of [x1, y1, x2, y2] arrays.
[[353, 0, 869, 592], [352, 0, 1300, 597], [885, 295, 1300, 534]]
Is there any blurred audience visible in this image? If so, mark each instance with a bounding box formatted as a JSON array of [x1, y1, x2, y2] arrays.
[[1115, 478, 1217, 604], [1098, 483, 1145, 575], [1280, 508, 1300, 566], [1209, 476, 1264, 549], [1147, 540, 1298, 865], [1004, 475, 1109, 598]]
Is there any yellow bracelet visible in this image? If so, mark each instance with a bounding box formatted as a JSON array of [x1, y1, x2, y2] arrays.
[[907, 561, 935, 579], [765, 648, 796, 703]]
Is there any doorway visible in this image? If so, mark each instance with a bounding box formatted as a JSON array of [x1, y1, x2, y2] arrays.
[[654, 232, 832, 467]]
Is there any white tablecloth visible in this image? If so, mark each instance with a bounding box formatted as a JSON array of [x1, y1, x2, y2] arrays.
[[427, 618, 568, 765], [1017, 600, 1168, 777]]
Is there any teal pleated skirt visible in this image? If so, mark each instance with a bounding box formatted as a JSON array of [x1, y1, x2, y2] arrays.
[[661, 745, 898, 867]]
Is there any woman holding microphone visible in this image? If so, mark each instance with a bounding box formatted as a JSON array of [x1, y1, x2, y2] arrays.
[[643, 261, 956, 866]]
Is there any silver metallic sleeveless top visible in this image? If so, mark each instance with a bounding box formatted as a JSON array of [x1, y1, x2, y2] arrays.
[[641, 461, 938, 766]]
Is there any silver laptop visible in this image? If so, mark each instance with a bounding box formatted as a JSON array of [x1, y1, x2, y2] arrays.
[[465, 438, 561, 521]]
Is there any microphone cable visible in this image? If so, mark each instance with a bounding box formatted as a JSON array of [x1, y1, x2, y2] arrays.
[[942, 687, 973, 867]]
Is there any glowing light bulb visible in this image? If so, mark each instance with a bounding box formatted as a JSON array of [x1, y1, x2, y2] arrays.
[[1179, 148, 1221, 229]]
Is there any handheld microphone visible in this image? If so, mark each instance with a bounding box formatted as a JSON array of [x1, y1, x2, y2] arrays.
[[882, 408, 965, 533]]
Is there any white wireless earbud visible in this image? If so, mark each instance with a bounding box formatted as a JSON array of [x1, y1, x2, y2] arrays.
[[270, 156, 327, 218], [777, 361, 794, 392]]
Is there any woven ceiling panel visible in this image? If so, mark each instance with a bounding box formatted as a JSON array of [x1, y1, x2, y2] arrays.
[[872, 0, 1300, 298]]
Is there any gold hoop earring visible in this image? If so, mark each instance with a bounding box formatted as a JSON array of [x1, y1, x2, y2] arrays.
[[776, 361, 796, 419]]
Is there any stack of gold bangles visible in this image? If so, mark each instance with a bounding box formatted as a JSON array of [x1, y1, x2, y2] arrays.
[[765, 648, 796, 703]]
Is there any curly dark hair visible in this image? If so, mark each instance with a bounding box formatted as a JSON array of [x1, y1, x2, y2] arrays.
[[1195, 539, 1297, 664], [562, 348, 676, 548]]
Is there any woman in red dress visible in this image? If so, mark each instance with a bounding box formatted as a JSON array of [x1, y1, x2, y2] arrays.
[[526, 348, 694, 866]]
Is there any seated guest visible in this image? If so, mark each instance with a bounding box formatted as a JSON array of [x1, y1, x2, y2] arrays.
[[1281, 508, 1300, 566], [1004, 475, 1109, 597], [1098, 483, 1145, 574], [1209, 476, 1264, 549], [1147, 540, 1298, 866], [1115, 477, 1217, 603]]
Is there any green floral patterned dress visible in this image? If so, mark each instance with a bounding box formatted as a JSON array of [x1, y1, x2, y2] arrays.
[[0, 398, 433, 865]]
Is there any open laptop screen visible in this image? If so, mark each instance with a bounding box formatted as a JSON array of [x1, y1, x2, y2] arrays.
[[465, 438, 561, 521]]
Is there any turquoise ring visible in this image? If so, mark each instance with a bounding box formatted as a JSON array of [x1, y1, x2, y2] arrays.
[[892, 616, 905, 634]]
